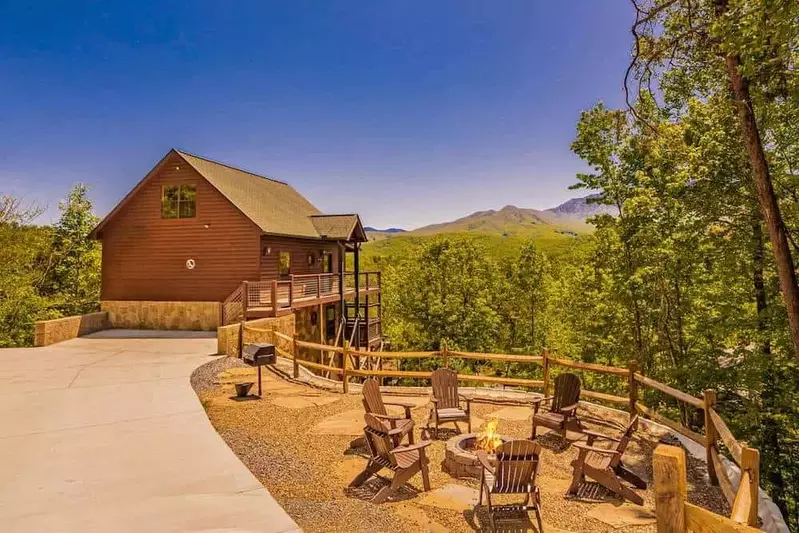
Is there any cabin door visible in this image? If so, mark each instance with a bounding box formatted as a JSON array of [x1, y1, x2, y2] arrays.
[[322, 252, 333, 274], [324, 304, 337, 342]]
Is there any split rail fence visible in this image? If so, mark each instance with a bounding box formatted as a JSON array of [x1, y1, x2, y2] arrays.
[[242, 324, 762, 530]]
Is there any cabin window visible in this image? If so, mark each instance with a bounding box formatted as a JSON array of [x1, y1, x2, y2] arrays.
[[322, 252, 333, 273], [279, 251, 291, 278], [161, 184, 196, 219]]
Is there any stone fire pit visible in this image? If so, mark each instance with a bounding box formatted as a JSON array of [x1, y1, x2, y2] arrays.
[[443, 433, 509, 478]]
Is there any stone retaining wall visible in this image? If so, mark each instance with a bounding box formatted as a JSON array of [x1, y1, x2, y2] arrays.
[[217, 314, 296, 356], [101, 301, 221, 331], [34, 312, 109, 347]]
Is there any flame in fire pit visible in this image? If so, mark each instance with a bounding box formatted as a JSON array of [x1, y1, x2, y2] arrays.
[[476, 419, 502, 453]]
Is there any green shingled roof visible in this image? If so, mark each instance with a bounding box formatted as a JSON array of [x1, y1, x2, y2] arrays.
[[90, 149, 366, 242]]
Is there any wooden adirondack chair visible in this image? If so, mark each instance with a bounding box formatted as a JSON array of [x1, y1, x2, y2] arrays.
[[428, 368, 471, 437], [362, 378, 415, 444], [349, 413, 432, 503], [476, 440, 544, 532], [530, 373, 583, 440], [567, 415, 647, 505]]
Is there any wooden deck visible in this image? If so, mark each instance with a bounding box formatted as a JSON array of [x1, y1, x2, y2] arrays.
[[246, 286, 380, 318], [223, 271, 381, 322]]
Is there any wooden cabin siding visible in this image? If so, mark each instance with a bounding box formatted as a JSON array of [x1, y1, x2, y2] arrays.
[[259, 235, 339, 281], [99, 153, 262, 302]]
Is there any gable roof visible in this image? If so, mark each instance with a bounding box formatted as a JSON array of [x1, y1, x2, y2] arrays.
[[310, 214, 367, 241], [90, 149, 367, 242]]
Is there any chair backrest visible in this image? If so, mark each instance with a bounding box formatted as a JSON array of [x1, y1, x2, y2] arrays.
[[551, 373, 581, 413], [363, 413, 397, 466], [492, 440, 542, 493], [431, 368, 460, 409], [361, 378, 387, 416], [609, 415, 639, 468]]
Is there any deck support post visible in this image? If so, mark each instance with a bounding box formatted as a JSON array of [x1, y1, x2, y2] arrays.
[[354, 243, 360, 351], [337, 242, 345, 329], [653, 445, 687, 533], [628, 360, 639, 420], [703, 389, 719, 485], [292, 333, 299, 379], [239, 281, 249, 359], [270, 280, 278, 317], [342, 341, 350, 393]]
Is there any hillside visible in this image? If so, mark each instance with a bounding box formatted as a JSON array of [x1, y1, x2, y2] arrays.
[[362, 200, 599, 262], [545, 193, 617, 219]]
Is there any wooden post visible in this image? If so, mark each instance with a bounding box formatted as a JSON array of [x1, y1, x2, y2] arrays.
[[542, 348, 550, 397], [292, 334, 299, 379], [440, 339, 449, 368], [288, 275, 294, 308], [317, 273, 322, 298], [270, 280, 278, 317], [242, 281, 249, 316], [628, 360, 639, 420], [238, 321, 244, 359], [741, 447, 760, 526], [653, 445, 687, 533], [342, 341, 350, 393], [354, 244, 360, 350], [704, 389, 719, 485]]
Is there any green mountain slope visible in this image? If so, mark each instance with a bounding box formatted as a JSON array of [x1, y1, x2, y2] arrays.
[[362, 205, 594, 262]]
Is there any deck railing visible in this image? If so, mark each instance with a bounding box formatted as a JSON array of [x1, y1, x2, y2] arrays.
[[244, 329, 762, 530], [222, 271, 381, 323]]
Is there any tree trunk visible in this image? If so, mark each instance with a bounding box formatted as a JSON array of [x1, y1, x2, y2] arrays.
[[716, 0, 799, 361]]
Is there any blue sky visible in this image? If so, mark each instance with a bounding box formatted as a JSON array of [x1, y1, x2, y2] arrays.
[[1, 1, 633, 229]]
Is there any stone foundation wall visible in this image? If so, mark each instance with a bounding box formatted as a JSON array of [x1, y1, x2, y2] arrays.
[[101, 301, 221, 331], [217, 313, 296, 356], [34, 312, 110, 347], [294, 306, 324, 361]]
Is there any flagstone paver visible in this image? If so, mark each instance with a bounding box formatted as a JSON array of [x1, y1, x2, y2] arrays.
[[586, 503, 657, 529], [311, 409, 366, 436], [417, 483, 479, 511], [488, 405, 533, 421]]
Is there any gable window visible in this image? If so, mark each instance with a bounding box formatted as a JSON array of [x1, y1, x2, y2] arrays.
[[279, 251, 291, 278], [161, 184, 196, 219]]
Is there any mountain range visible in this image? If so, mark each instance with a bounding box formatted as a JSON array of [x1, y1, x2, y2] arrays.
[[365, 194, 612, 242]]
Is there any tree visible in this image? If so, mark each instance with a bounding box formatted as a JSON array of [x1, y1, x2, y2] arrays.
[[41, 184, 101, 314]]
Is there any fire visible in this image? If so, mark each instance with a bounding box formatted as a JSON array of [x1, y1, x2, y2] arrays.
[[476, 419, 502, 453]]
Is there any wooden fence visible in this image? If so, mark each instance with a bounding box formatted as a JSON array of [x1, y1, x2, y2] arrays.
[[244, 325, 761, 529], [654, 445, 760, 533]]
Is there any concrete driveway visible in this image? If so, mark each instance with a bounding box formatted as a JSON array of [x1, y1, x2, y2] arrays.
[[0, 330, 301, 533]]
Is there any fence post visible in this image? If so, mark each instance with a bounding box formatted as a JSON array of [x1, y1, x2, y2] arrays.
[[628, 360, 639, 420], [703, 389, 719, 485], [542, 348, 550, 397], [441, 339, 450, 368], [653, 445, 687, 533], [741, 447, 760, 526], [342, 341, 350, 393], [317, 274, 322, 298], [292, 333, 299, 379]]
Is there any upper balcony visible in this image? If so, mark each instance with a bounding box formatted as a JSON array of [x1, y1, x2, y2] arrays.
[[222, 271, 380, 323]]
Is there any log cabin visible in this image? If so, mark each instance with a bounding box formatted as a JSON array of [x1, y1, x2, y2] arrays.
[[90, 149, 381, 349]]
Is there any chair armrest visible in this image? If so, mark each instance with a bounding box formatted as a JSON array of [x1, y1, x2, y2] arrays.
[[583, 429, 620, 442], [559, 402, 580, 414], [384, 401, 416, 409], [392, 441, 432, 454], [573, 442, 621, 455], [475, 450, 495, 475], [458, 394, 471, 411], [371, 413, 404, 421], [430, 397, 439, 404], [383, 402, 414, 418], [531, 396, 553, 406]]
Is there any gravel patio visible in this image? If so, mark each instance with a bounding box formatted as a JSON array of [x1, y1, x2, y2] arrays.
[[192, 358, 729, 533]]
